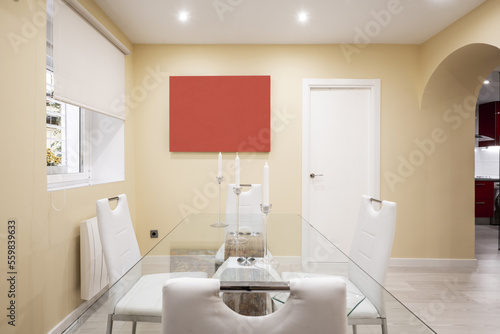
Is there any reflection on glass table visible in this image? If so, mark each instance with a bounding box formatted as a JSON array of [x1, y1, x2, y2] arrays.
[[64, 214, 436, 334], [272, 288, 365, 316]]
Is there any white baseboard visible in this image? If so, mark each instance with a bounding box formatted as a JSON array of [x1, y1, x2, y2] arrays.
[[389, 257, 478, 268], [48, 287, 108, 334]]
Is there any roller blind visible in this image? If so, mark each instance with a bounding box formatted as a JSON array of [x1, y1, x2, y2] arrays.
[[53, 0, 125, 120]]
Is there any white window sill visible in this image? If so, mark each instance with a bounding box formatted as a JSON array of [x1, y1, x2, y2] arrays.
[[47, 171, 89, 191], [47, 174, 125, 192], [47, 179, 90, 192]]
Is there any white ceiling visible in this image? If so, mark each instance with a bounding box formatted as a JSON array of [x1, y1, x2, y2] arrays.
[[94, 0, 486, 45]]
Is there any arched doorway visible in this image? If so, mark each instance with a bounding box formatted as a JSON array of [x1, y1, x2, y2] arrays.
[[421, 43, 500, 258]]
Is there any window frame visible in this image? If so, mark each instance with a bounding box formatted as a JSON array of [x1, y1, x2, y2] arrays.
[[46, 103, 90, 191]]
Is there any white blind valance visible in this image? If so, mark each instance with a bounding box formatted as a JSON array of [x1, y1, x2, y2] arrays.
[[53, 0, 125, 120]]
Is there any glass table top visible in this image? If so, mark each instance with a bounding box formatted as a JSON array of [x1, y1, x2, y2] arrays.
[[64, 213, 436, 333]]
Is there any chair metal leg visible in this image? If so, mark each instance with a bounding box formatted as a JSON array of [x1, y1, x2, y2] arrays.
[[106, 314, 114, 334], [349, 318, 387, 334], [381, 318, 388, 334], [132, 321, 137, 334]]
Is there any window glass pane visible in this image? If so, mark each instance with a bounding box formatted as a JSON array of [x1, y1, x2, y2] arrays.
[[46, 140, 62, 166], [66, 104, 82, 174], [46, 99, 60, 114], [46, 70, 54, 98], [46, 115, 61, 126], [46, 90, 65, 170], [46, 127, 62, 140]]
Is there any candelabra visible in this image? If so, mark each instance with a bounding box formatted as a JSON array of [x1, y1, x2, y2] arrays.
[[226, 186, 248, 245], [258, 203, 277, 267], [210, 176, 228, 228]]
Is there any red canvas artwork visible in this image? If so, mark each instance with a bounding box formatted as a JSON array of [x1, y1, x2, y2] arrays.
[[169, 75, 271, 152]]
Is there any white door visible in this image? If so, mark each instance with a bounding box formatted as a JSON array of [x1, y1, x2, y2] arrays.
[[302, 79, 380, 254]]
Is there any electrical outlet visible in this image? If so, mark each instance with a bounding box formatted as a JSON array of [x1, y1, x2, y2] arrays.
[[150, 230, 158, 238]]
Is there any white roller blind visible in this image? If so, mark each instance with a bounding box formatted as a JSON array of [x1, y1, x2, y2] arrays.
[[53, 0, 125, 120]]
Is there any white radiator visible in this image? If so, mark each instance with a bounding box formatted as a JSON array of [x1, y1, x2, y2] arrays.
[[80, 217, 108, 300]]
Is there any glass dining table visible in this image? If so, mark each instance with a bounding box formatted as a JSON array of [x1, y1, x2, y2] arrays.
[[63, 213, 436, 334]]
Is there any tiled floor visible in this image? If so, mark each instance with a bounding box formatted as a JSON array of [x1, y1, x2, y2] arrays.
[[386, 225, 500, 334]]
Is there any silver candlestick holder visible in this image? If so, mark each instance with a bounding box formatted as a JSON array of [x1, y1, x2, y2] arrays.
[[226, 186, 248, 245], [210, 176, 228, 228], [258, 203, 277, 267]]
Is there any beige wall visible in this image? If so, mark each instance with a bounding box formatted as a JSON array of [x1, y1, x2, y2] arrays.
[[3, 0, 500, 332], [409, 0, 500, 260], [0, 1, 135, 333], [420, 0, 500, 93], [132, 43, 423, 253]]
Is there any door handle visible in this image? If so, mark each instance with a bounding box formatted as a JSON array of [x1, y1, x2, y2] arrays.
[[310, 173, 324, 179]]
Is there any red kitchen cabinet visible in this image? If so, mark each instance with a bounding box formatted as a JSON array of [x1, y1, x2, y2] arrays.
[[475, 181, 494, 217], [478, 101, 500, 147], [497, 108, 500, 144]]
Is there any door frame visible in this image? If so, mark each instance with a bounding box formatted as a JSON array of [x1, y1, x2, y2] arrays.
[[302, 78, 381, 220]]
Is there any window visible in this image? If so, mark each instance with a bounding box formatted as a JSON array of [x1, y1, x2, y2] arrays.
[[46, 0, 88, 188], [46, 67, 85, 175], [46, 0, 125, 191]]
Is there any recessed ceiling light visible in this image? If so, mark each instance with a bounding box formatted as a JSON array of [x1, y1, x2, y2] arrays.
[[484, 80, 491, 85], [178, 11, 189, 22], [297, 12, 308, 23]]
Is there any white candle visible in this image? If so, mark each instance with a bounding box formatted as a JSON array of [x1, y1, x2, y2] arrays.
[[263, 162, 269, 205], [235, 153, 240, 188], [217, 152, 222, 178]]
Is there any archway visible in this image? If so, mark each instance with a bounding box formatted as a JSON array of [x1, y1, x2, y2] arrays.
[[421, 43, 500, 258]]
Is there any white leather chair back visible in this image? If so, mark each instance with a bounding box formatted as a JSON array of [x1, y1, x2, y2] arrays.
[[225, 184, 262, 233], [348, 195, 397, 315], [162, 277, 347, 334], [226, 183, 262, 214], [96, 194, 141, 284]]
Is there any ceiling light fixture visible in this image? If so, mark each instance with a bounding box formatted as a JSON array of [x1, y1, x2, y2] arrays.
[[297, 12, 308, 23], [484, 80, 491, 85], [178, 11, 189, 22]]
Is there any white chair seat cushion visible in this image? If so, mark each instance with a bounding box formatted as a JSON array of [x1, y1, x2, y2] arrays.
[[348, 298, 379, 319], [280, 272, 379, 319], [115, 272, 207, 316]]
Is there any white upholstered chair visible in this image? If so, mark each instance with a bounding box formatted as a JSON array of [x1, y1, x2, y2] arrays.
[[96, 194, 206, 334], [225, 183, 262, 216], [348, 195, 397, 334], [161, 277, 347, 334], [281, 195, 397, 334]]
